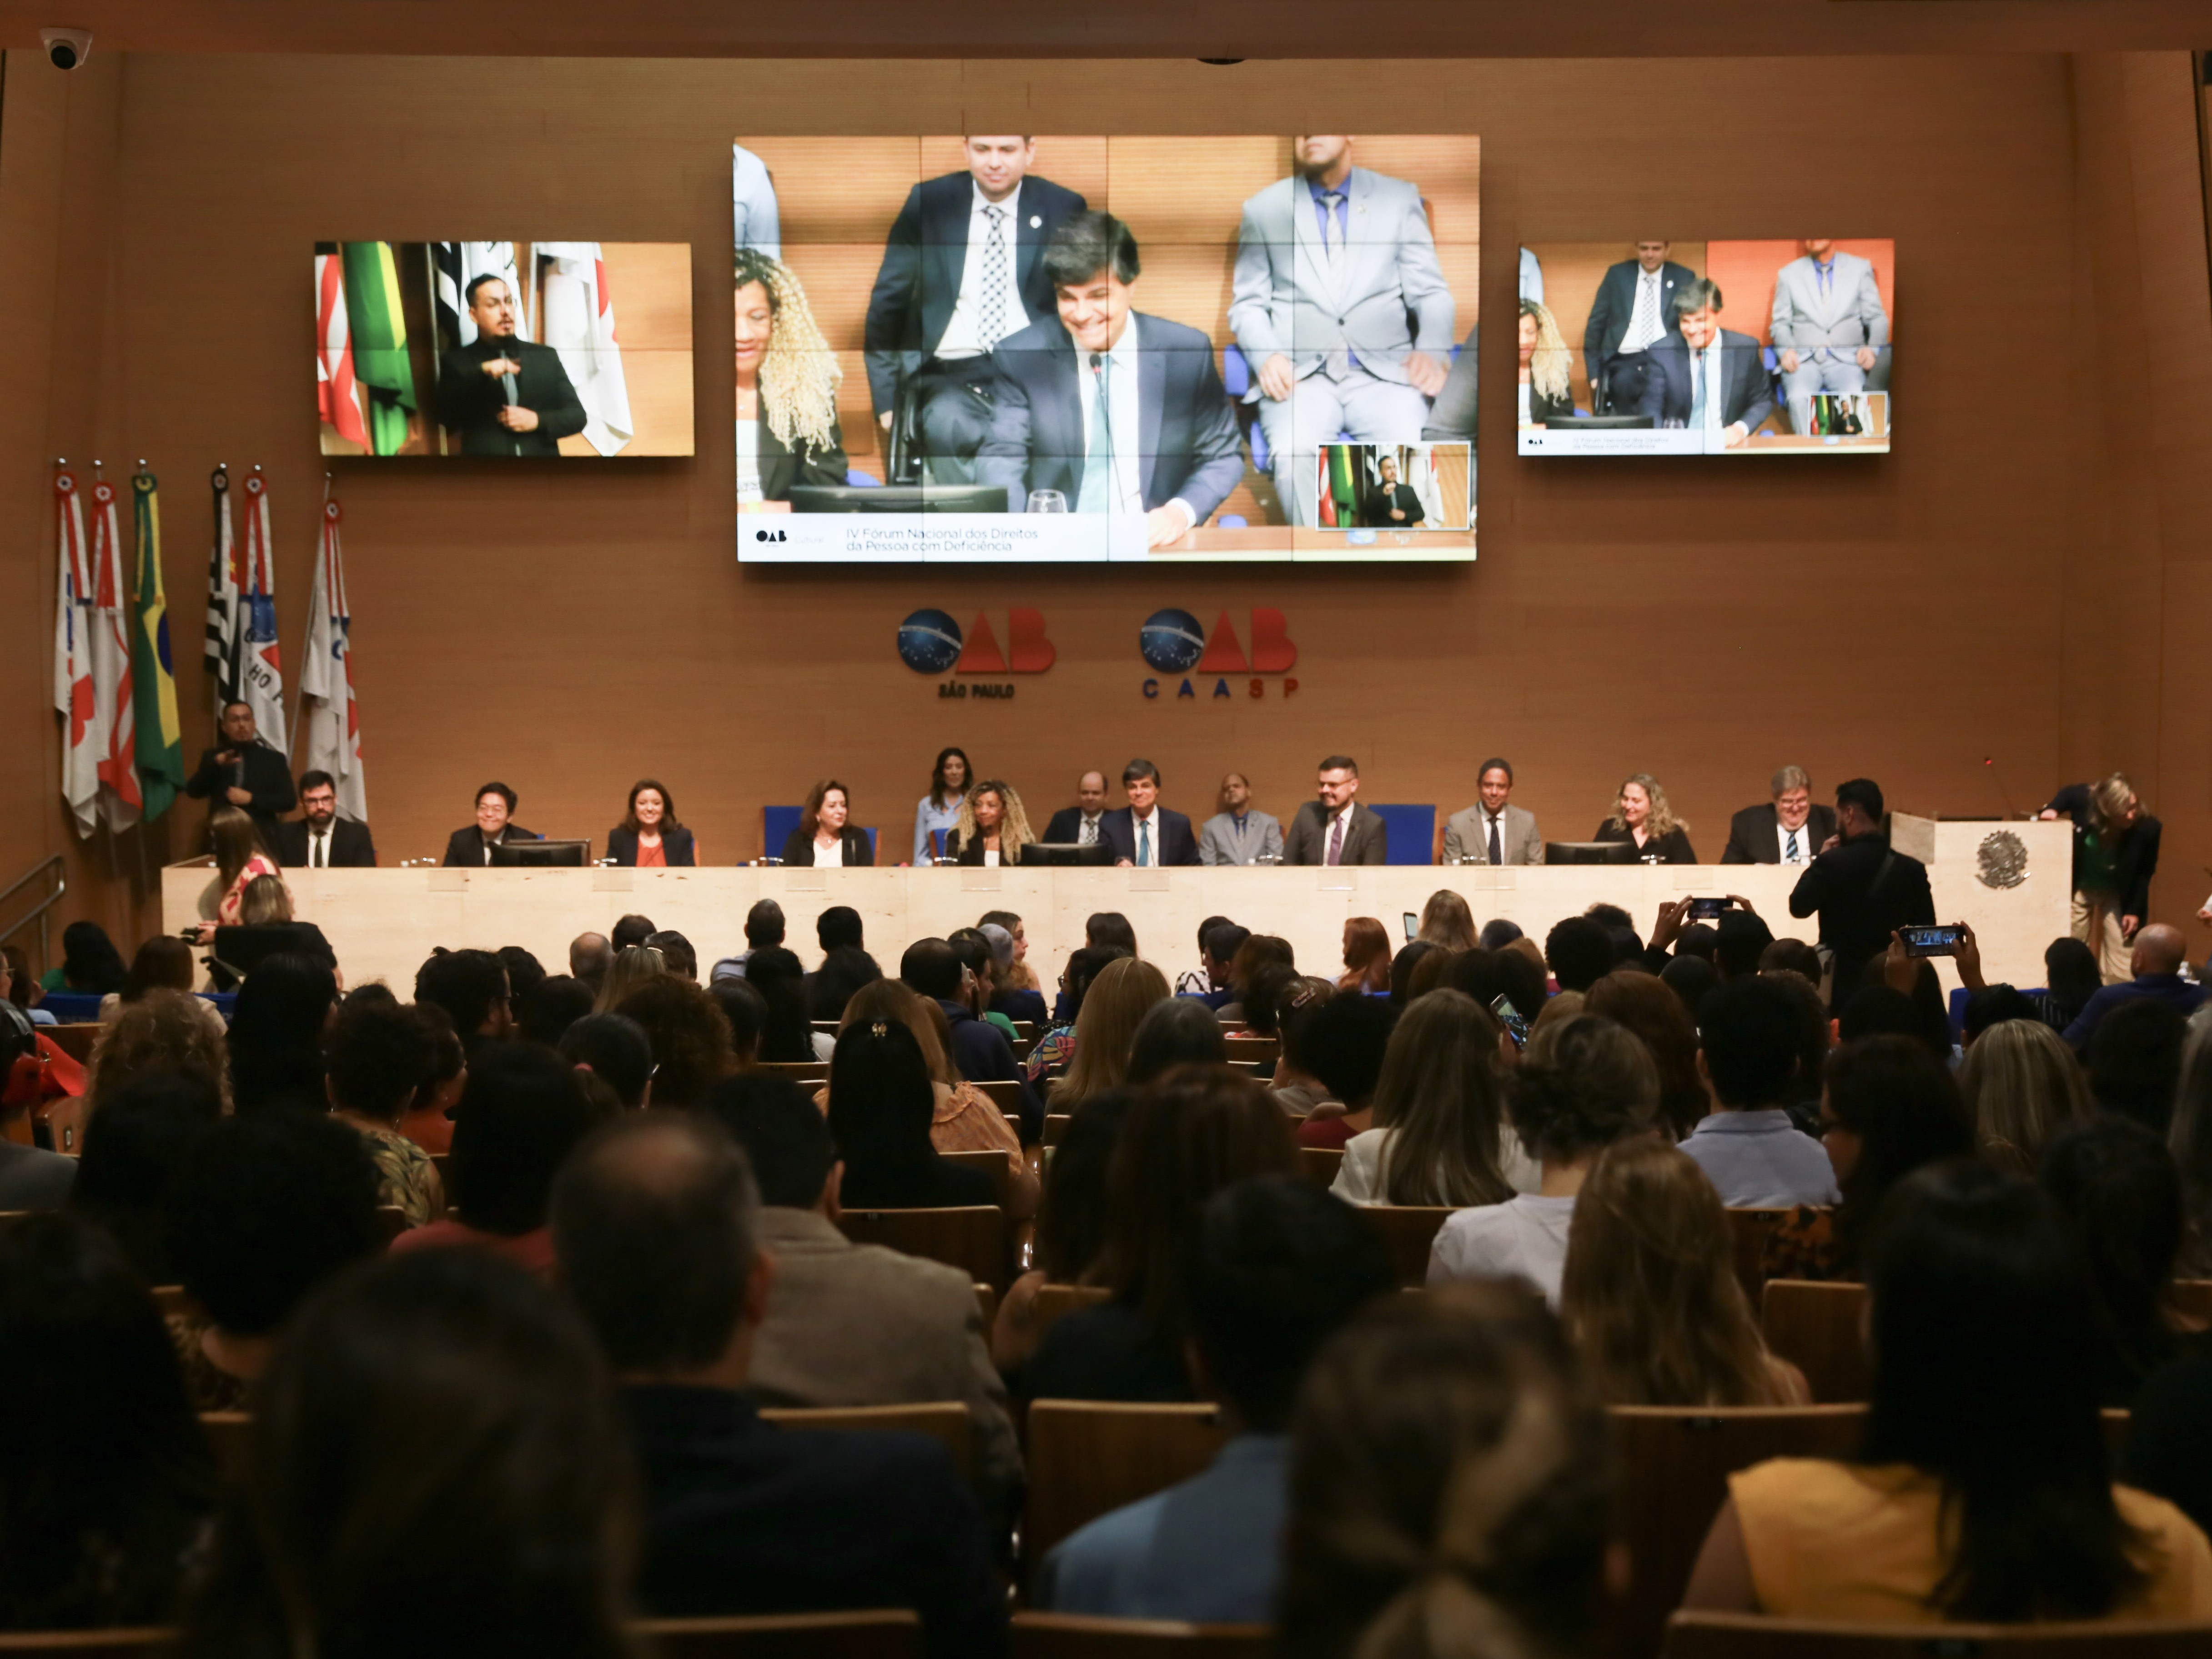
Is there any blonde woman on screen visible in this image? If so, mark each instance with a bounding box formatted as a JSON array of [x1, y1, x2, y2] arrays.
[[1518, 299, 1574, 428], [733, 247, 848, 508]]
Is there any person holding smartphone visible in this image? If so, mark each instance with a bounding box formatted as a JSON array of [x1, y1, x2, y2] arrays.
[[1788, 778, 1936, 1009]]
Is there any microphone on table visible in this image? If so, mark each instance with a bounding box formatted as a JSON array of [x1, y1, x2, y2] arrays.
[[1982, 756, 2021, 820]]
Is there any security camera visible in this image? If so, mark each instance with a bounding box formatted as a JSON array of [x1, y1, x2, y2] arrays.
[[40, 29, 92, 70]]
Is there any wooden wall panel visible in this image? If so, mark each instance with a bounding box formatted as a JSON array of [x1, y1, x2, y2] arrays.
[[3, 50, 2209, 969]]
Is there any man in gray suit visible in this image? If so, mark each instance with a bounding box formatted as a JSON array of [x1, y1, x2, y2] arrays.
[[1770, 240, 1889, 435], [1442, 758, 1544, 867], [1200, 772, 1285, 866], [1230, 136, 1455, 527]]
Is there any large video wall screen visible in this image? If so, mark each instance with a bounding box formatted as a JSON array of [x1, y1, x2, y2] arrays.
[[731, 135, 1480, 564], [1515, 239, 1893, 456]]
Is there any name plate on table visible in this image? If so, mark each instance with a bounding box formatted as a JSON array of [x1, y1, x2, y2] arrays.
[[593, 868, 633, 892], [1129, 869, 1171, 892], [783, 868, 826, 892], [1315, 868, 1357, 892], [961, 868, 1004, 891], [426, 870, 468, 894]]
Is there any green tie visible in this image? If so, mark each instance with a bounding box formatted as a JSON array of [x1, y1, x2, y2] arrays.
[[1076, 353, 1112, 514]]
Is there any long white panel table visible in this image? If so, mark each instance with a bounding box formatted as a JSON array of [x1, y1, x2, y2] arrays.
[[163, 819, 2071, 1000]]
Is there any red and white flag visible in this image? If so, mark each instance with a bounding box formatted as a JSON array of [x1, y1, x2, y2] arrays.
[[538, 241, 634, 455], [299, 485, 366, 822], [237, 470, 287, 751], [86, 477, 141, 832], [317, 248, 370, 450], [51, 468, 96, 838]]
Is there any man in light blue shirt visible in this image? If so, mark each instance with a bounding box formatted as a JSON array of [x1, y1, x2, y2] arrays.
[[1679, 977, 1840, 1208], [1199, 773, 1284, 867], [1033, 1177, 1396, 1622]]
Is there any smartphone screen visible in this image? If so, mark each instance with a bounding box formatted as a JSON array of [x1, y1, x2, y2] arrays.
[[1403, 913, 1419, 942], [1490, 993, 1530, 1050], [1688, 897, 1733, 921], [1900, 924, 1964, 959]]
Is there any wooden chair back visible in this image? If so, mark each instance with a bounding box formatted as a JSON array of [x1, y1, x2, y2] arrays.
[[1297, 1146, 1344, 1190], [372, 1205, 410, 1245], [759, 1401, 974, 1484], [940, 1147, 1016, 1208], [1032, 1283, 1112, 1347], [1722, 1207, 1795, 1306], [430, 1151, 452, 1186], [1043, 1113, 1073, 1146], [838, 1205, 1009, 1290], [760, 1061, 831, 1083], [974, 1078, 1026, 1114], [1660, 1611, 2212, 1659], [40, 1024, 100, 1064], [0, 1633, 173, 1656], [1221, 1036, 1278, 1066], [1024, 1402, 1231, 1568], [2169, 1279, 2212, 1322], [974, 1282, 999, 1328], [1357, 1205, 1457, 1287], [1610, 1405, 1867, 1659], [1760, 1279, 1868, 1403], [1011, 1614, 1270, 1658], [151, 1284, 198, 1318], [641, 1609, 923, 1658], [200, 1409, 254, 1484]]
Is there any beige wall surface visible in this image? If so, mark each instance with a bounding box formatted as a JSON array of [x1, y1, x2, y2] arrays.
[[7, 52, 2212, 975]]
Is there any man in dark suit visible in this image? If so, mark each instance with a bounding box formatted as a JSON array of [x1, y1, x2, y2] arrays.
[[1583, 240, 1698, 415], [1098, 759, 1201, 868], [552, 1114, 1005, 1659], [977, 212, 1243, 546], [1363, 454, 1425, 528], [865, 136, 1089, 482], [436, 275, 586, 458], [441, 781, 540, 867], [1284, 755, 1388, 867], [183, 699, 295, 843], [1637, 280, 1775, 446], [272, 769, 377, 868], [1041, 770, 1111, 847], [1789, 778, 1936, 1009], [1721, 765, 1835, 867]]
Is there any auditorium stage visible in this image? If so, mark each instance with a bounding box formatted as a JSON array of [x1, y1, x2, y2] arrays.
[[161, 819, 2071, 1000]]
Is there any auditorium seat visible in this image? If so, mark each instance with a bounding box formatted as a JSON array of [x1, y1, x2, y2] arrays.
[[760, 1401, 974, 1485], [201, 1409, 254, 1483], [0, 1631, 171, 1656], [641, 1610, 923, 1659], [1023, 1401, 1231, 1568], [39, 1022, 99, 1062], [1011, 1613, 1269, 1658], [1357, 1205, 1458, 1287], [837, 1205, 1008, 1290], [1610, 1404, 1867, 1659], [1368, 805, 1437, 868], [371, 1205, 410, 1244], [1042, 1113, 1073, 1146], [940, 1147, 1016, 1208], [1759, 1280, 1867, 1403], [2171, 1280, 2212, 1322], [1297, 1146, 1343, 1189], [1659, 1611, 2212, 1659], [1032, 1283, 1111, 1347], [974, 1282, 998, 1328], [760, 1062, 831, 1083], [1222, 1036, 1277, 1065], [975, 1078, 1026, 1113], [151, 1284, 196, 1317], [1722, 1207, 1795, 1306], [32, 991, 104, 1024]]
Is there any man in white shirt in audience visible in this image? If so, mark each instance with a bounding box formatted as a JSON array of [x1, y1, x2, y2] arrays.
[[1678, 978, 1839, 1208], [1200, 773, 1284, 866]]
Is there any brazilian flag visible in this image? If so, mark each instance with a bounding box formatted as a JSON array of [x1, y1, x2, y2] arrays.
[[1326, 447, 1362, 527], [341, 241, 418, 456], [131, 470, 185, 822]]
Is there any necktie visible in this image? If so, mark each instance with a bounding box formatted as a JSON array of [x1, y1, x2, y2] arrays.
[[1076, 354, 1112, 514], [1624, 271, 1662, 353], [1322, 190, 1347, 268], [1079, 816, 1097, 846], [1326, 814, 1344, 867], [1138, 819, 1151, 867], [978, 205, 1008, 350], [1488, 816, 1503, 867], [1786, 829, 1801, 863], [1689, 349, 1710, 429], [313, 831, 327, 869]]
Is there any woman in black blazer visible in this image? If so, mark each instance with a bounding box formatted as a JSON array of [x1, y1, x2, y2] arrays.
[[780, 779, 874, 868], [1593, 773, 1699, 865], [734, 249, 849, 507], [606, 779, 697, 867], [943, 779, 1039, 867], [1518, 299, 1578, 427]]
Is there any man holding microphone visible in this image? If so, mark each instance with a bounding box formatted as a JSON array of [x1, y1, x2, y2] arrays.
[[436, 274, 586, 457]]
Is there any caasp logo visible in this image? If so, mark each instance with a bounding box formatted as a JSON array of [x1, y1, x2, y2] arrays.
[[896, 609, 1056, 676], [1141, 608, 1299, 700]]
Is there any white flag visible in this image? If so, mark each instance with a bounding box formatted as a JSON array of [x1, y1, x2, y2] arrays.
[[86, 477, 140, 833], [1407, 447, 1448, 527], [52, 468, 97, 839], [299, 488, 367, 822], [237, 471, 287, 752], [536, 241, 633, 456], [204, 465, 242, 714]]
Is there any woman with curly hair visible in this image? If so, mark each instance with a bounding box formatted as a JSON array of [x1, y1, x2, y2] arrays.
[[1517, 297, 1575, 428], [1594, 772, 1698, 864], [733, 247, 848, 508], [945, 779, 1037, 866]]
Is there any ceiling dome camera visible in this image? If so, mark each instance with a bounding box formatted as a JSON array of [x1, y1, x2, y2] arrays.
[[41, 29, 93, 70]]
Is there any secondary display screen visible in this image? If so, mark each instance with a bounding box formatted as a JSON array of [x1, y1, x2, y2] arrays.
[[314, 241, 694, 457], [1514, 239, 1893, 456], [731, 135, 1479, 563]]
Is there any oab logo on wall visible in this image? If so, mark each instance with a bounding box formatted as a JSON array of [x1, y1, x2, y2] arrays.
[[1140, 608, 1298, 700], [897, 609, 1054, 699]]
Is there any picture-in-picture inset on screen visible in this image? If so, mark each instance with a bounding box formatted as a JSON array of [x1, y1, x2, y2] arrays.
[[313, 241, 694, 458], [1513, 238, 1892, 457], [730, 134, 1479, 563]]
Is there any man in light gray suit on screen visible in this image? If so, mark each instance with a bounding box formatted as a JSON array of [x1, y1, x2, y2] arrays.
[[1230, 136, 1455, 527], [1770, 240, 1889, 436], [1442, 757, 1544, 867]]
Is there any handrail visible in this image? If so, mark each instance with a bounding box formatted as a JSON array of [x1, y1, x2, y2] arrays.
[[0, 855, 66, 976]]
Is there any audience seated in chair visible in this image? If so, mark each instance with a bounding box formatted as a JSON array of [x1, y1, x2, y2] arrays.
[[1959, 1017, 2092, 1177], [551, 1111, 1005, 1659], [828, 1018, 999, 1213], [1292, 991, 1395, 1151], [224, 952, 339, 1115], [1036, 1176, 1395, 1622], [1048, 957, 1171, 1113], [1679, 977, 1839, 1208], [559, 1010, 656, 1114], [613, 976, 737, 1109], [67, 1066, 223, 1283], [1331, 990, 1526, 1206], [993, 1091, 1134, 1377], [326, 993, 446, 1227]]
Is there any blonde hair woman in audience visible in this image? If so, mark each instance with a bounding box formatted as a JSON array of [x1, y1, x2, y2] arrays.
[[835, 980, 1037, 1219], [1516, 297, 1577, 429], [589, 944, 665, 1016], [732, 246, 847, 508], [945, 779, 1039, 867], [1417, 890, 1477, 952], [1563, 1137, 1809, 1406], [86, 989, 232, 1112], [1595, 773, 1698, 865], [196, 805, 279, 940], [1053, 957, 1171, 1111], [1958, 1017, 2092, 1176], [1277, 1282, 1611, 1659], [237, 873, 293, 925], [1332, 989, 1523, 1207], [2172, 1011, 2212, 1275]]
